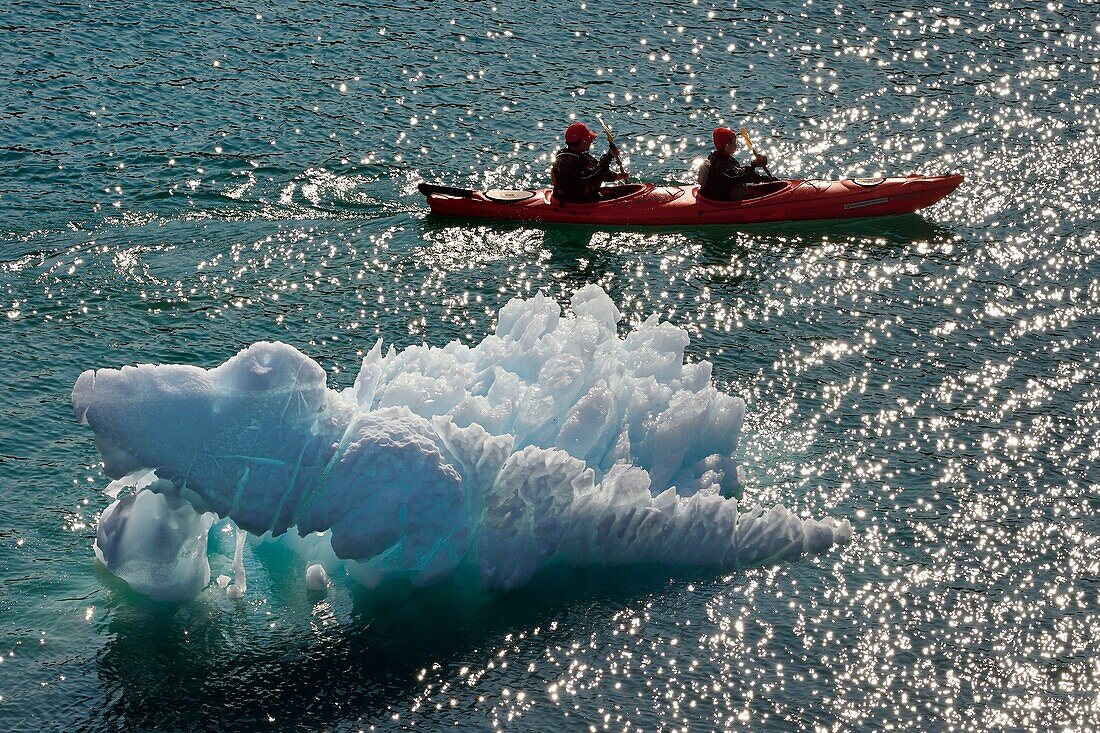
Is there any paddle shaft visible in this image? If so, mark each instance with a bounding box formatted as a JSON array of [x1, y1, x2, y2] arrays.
[[739, 126, 774, 178], [596, 115, 629, 183]]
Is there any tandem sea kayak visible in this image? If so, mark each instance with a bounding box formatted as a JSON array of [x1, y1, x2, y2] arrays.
[[418, 175, 964, 226]]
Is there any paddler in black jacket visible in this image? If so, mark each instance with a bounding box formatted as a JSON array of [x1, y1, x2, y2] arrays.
[[551, 122, 628, 203], [698, 126, 774, 201]]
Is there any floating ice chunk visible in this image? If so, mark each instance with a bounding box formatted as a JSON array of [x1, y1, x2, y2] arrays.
[[94, 483, 215, 602], [72, 341, 337, 538], [103, 468, 158, 500], [570, 284, 621, 331], [225, 526, 247, 599], [496, 290, 559, 346], [305, 564, 331, 592], [74, 287, 851, 602], [297, 407, 470, 587], [622, 314, 691, 381]]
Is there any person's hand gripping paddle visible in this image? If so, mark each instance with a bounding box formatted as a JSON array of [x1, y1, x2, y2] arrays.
[[596, 115, 630, 183], [740, 126, 774, 178]]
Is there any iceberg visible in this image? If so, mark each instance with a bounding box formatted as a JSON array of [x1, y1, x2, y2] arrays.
[[72, 285, 850, 602]]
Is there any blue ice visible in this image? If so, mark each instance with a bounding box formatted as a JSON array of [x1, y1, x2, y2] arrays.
[[73, 286, 850, 602]]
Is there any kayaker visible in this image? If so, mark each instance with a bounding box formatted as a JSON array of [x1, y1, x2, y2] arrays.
[[551, 122, 628, 203], [698, 126, 773, 201]]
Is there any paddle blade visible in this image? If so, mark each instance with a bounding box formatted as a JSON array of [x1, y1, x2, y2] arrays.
[[739, 127, 756, 153], [418, 183, 475, 199]]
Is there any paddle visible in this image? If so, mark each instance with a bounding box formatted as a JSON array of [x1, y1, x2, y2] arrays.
[[595, 115, 629, 183], [739, 126, 774, 178], [418, 182, 475, 199]]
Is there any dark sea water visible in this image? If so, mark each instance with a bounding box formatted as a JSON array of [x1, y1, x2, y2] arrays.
[[2, 0, 1099, 730]]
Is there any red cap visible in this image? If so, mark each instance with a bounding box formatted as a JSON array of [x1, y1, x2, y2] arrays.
[[713, 126, 736, 150], [566, 122, 599, 144]]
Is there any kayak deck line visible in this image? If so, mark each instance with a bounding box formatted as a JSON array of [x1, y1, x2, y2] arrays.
[[419, 175, 964, 226]]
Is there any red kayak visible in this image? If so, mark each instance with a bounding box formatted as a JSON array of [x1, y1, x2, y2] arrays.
[[419, 174, 963, 226]]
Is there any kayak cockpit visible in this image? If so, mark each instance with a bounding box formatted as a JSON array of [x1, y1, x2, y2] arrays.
[[550, 183, 652, 207], [695, 180, 792, 205], [597, 183, 649, 201]]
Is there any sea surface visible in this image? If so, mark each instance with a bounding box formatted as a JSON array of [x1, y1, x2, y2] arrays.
[[2, 0, 1099, 730]]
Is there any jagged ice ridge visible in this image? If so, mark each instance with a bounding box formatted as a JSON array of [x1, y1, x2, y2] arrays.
[[72, 286, 851, 602]]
